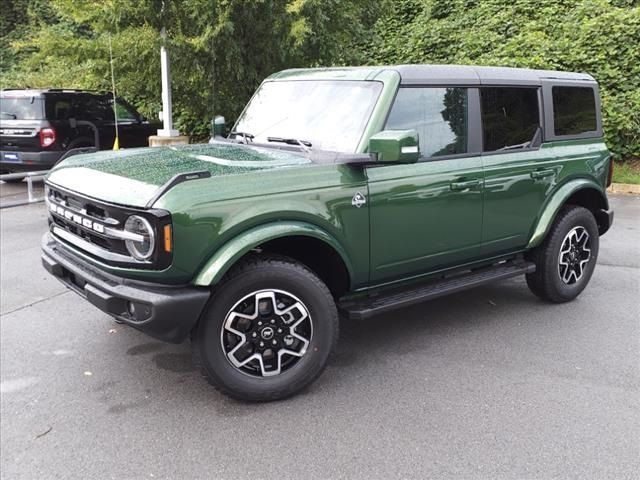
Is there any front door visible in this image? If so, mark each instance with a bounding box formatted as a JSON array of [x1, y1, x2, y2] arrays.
[[366, 86, 484, 284]]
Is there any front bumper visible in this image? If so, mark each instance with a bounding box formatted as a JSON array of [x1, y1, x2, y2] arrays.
[[41, 232, 210, 343]]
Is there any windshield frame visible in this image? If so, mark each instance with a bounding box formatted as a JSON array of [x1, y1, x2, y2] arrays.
[[231, 79, 384, 154]]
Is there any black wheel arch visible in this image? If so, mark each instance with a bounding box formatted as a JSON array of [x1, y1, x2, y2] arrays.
[[564, 187, 612, 235], [67, 137, 95, 150], [251, 235, 351, 298]]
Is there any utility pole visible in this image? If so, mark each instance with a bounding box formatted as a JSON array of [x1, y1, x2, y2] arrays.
[[157, 27, 179, 137], [149, 24, 188, 146]]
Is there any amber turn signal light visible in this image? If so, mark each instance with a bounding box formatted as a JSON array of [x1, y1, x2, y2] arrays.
[[163, 224, 172, 253]]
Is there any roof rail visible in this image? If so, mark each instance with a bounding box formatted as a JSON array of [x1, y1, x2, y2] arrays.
[[0, 88, 108, 94]]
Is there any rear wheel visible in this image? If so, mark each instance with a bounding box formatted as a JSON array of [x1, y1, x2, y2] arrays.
[[526, 205, 599, 303], [193, 255, 338, 402]]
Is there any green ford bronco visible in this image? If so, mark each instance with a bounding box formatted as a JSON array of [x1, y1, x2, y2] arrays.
[[42, 65, 614, 401]]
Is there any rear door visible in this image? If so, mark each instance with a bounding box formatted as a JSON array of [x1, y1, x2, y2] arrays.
[[73, 94, 116, 150], [366, 86, 484, 283], [480, 86, 558, 255]]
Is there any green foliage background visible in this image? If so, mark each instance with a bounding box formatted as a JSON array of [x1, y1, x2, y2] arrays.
[[1, 0, 638, 158], [362, 0, 640, 160]]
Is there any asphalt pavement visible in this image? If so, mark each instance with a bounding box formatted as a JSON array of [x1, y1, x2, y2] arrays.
[[1, 191, 639, 480], [0, 177, 45, 208]]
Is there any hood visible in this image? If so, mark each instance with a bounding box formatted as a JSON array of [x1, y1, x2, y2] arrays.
[[46, 142, 311, 208]]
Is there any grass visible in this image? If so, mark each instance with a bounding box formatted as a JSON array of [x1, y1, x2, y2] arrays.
[[613, 158, 640, 185]]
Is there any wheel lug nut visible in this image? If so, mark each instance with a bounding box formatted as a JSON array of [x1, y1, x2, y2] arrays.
[[259, 341, 264, 348], [271, 319, 276, 324], [277, 328, 283, 333], [258, 321, 262, 326], [272, 339, 277, 345], [252, 332, 257, 338]]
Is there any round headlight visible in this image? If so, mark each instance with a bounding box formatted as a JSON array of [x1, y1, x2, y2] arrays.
[[124, 215, 155, 260]]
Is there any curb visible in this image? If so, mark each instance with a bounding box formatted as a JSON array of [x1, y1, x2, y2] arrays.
[[608, 183, 640, 195]]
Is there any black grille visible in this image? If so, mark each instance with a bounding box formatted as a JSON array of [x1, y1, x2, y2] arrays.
[[46, 183, 172, 269]]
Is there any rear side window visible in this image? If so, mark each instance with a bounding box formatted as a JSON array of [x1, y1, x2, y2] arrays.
[[480, 87, 540, 151], [552, 86, 597, 136], [72, 96, 115, 122], [45, 97, 74, 120], [0, 96, 45, 120], [385, 87, 468, 158]]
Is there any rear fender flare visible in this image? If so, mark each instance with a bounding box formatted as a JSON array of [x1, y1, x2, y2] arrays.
[[193, 221, 354, 287], [527, 179, 608, 249]]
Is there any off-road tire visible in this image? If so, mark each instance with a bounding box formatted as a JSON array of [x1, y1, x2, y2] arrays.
[[193, 254, 339, 402], [526, 205, 599, 303]]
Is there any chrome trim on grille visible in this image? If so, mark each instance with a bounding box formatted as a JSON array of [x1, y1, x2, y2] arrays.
[[105, 227, 145, 242], [45, 183, 171, 270], [46, 197, 144, 242], [52, 226, 149, 264]]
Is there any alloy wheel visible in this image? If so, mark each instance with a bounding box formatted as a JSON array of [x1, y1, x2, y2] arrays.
[[220, 289, 313, 377], [558, 226, 591, 285]]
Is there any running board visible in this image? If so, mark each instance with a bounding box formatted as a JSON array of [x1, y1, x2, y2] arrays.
[[340, 260, 535, 320]]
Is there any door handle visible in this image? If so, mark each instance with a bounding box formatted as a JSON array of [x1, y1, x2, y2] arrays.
[[530, 169, 556, 179], [450, 179, 480, 191]]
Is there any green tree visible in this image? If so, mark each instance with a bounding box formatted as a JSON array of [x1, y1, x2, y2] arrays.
[[361, 0, 640, 159], [1, 0, 384, 139], [2, 0, 638, 158]]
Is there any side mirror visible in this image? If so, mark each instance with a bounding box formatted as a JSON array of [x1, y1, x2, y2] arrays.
[[368, 130, 420, 163], [211, 115, 226, 137]]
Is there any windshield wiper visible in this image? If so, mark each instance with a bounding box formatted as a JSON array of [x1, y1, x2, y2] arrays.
[[267, 137, 312, 152], [0, 112, 17, 119], [229, 131, 254, 143]]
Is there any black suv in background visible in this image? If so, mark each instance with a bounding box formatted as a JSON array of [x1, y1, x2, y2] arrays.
[[0, 89, 159, 177]]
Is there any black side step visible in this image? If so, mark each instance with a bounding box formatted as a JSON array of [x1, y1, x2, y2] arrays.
[[340, 260, 535, 320]]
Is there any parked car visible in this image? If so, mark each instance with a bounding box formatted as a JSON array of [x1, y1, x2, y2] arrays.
[[0, 89, 158, 180], [41, 65, 614, 401]]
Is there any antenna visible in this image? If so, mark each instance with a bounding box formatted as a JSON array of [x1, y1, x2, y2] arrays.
[[108, 34, 120, 150]]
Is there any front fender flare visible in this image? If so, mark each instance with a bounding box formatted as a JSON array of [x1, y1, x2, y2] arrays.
[[193, 221, 354, 287], [527, 179, 608, 249]]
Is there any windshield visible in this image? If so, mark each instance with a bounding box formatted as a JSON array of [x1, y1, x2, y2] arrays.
[[0, 96, 45, 120], [234, 80, 383, 153]]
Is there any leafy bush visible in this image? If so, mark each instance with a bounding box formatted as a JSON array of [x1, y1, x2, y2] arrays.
[[0, 0, 384, 141], [1, 0, 637, 159], [360, 0, 640, 160]]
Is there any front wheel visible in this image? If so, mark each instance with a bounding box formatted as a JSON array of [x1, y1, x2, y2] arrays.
[[193, 255, 338, 402], [526, 205, 599, 303]]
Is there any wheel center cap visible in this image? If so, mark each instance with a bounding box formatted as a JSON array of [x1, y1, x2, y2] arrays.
[[260, 326, 275, 340]]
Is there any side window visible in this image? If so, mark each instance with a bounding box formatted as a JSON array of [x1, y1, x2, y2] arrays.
[[480, 87, 540, 151], [385, 87, 468, 158], [45, 97, 73, 120], [73, 96, 114, 122], [552, 86, 597, 136], [114, 100, 138, 122]]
